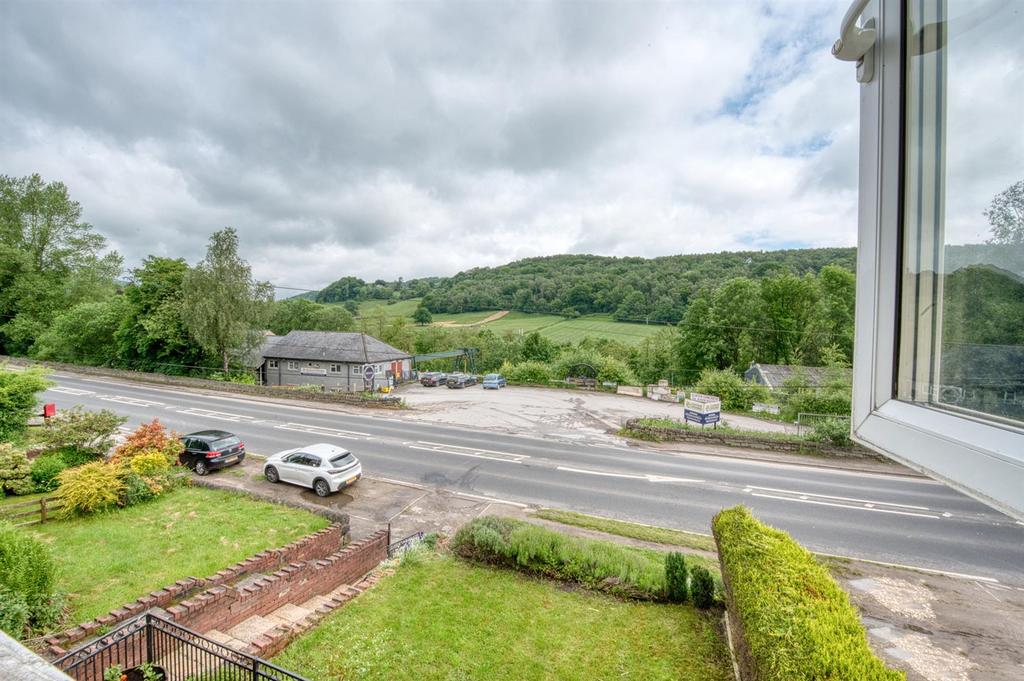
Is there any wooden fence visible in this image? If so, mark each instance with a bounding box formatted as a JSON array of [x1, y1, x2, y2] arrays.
[[0, 496, 62, 526]]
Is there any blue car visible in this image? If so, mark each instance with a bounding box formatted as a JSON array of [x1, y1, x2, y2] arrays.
[[482, 373, 507, 389]]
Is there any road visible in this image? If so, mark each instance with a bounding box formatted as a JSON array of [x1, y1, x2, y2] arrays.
[[40, 371, 1024, 585]]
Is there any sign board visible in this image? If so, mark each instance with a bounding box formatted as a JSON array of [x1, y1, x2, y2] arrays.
[[300, 367, 327, 376], [363, 365, 375, 381], [684, 410, 721, 425], [684, 397, 721, 414], [684, 391, 721, 427]]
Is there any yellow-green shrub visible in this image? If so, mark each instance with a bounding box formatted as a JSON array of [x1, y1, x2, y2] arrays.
[[712, 506, 903, 680], [55, 462, 124, 516], [128, 452, 171, 477]]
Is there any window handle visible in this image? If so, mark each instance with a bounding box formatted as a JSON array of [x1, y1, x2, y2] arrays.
[[832, 0, 876, 83]]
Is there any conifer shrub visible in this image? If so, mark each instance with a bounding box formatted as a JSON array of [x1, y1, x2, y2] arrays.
[[665, 551, 688, 603]]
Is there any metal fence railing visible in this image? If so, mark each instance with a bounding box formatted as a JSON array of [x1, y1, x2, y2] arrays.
[[795, 412, 851, 437], [53, 612, 309, 681], [388, 531, 424, 558]]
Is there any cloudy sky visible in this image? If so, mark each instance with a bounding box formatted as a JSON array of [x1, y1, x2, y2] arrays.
[[0, 1, 1016, 292]]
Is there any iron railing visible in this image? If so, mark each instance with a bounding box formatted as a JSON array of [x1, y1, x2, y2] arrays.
[[53, 613, 308, 681], [387, 531, 424, 558]]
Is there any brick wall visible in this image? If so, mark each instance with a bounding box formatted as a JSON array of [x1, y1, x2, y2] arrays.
[[45, 524, 346, 654], [173, 529, 389, 635]]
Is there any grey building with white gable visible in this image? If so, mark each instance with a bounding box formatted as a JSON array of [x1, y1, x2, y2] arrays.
[[257, 331, 412, 392]]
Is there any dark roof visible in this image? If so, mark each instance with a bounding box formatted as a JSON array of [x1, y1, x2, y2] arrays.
[[262, 330, 411, 364], [744, 363, 850, 389]]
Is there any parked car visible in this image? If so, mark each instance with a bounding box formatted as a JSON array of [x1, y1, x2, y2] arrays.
[[419, 371, 448, 387], [263, 443, 362, 497], [446, 373, 478, 388], [482, 373, 507, 389], [179, 430, 246, 476]]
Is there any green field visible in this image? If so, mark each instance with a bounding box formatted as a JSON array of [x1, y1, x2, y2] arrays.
[[351, 299, 669, 345]]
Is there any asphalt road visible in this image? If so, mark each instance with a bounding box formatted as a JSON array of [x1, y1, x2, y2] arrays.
[[39, 371, 1024, 585]]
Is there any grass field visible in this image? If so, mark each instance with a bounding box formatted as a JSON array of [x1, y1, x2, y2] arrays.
[[30, 487, 329, 624], [274, 551, 732, 681]]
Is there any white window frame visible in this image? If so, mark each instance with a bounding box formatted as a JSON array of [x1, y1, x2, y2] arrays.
[[267, 360, 278, 369], [850, 0, 1024, 520], [329, 363, 342, 374], [287, 361, 298, 371], [351, 365, 362, 376]]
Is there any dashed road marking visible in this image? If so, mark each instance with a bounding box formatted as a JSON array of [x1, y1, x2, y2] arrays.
[[49, 386, 95, 396], [274, 422, 370, 440], [100, 395, 164, 408], [556, 466, 703, 484], [180, 407, 255, 423], [409, 441, 529, 464]]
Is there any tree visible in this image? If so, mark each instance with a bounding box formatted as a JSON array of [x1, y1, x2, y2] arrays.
[[412, 304, 433, 326], [31, 298, 128, 365], [985, 179, 1024, 245], [0, 366, 51, 442], [182, 228, 273, 372]]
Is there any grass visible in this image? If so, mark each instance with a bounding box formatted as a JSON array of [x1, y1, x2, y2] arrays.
[[30, 486, 330, 624], [632, 417, 810, 444], [275, 551, 733, 681], [532, 508, 717, 553]]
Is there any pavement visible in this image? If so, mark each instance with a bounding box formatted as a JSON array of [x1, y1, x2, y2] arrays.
[[36, 369, 1024, 586]]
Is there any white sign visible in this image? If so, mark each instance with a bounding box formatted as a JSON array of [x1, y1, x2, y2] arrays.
[[300, 367, 327, 376], [685, 392, 721, 414]]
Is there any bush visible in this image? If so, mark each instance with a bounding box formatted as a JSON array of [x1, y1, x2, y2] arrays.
[[0, 366, 51, 442], [665, 552, 688, 603], [712, 506, 903, 680], [0, 521, 60, 636], [806, 417, 853, 447], [129, 451, 171, 477], [120, 473, 158, 507], [36, 407, 126, 456], [694, 368, 768, 411], [0, 445, 34, 496], [501, 360, 553, 385], [597, 356, 637, 385], [57, 446, 103, 468], [112, 419, 181, 465], [690, 566, 715, 609], [451, 516, 666, 600], [55, 461, 125, 516], [30, 453, 68, 493]]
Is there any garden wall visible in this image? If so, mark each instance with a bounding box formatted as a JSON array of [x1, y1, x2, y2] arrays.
[[0, 356, 403, 409], [44, 524, 348, 654], [622, 418, 882, 460]]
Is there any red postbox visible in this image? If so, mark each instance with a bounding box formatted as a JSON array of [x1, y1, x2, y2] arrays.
[[43, 403, 56, 419]]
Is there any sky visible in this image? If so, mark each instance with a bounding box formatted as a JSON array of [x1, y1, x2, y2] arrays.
[[0, 1, 1017, 292]]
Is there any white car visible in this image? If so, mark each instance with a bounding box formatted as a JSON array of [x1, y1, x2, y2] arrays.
[[263, 443, 362, 497]]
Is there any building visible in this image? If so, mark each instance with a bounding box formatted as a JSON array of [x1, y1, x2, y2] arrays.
[[257, 330, 412, 392], [743, 363, 849, 390]]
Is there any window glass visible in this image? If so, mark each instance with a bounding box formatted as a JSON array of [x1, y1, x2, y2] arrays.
[[898, 0, 1024, 426], [213, 436, 240, 449]]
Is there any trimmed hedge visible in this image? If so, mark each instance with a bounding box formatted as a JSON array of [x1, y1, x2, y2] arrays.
[[712, 507, 903, 681], [451, 516, 666, 600]]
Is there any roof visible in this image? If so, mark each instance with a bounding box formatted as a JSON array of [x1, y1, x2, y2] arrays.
[[238, 334, 283, 368], [744, 363, 850, 389], [185, 430, 236, 441], [300, 443, 350, 457], [262, 330, 411, 364]]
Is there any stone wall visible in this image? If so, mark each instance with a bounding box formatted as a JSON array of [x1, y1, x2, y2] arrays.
[[44, 524, 347, 654], [0, 356, 403, 409], [622, 419, 883, 460]]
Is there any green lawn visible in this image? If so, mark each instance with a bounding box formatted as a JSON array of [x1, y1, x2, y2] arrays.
[[275, 552, 732, 681], [356, 298, 422, 319], [31, 486, 329, 624]]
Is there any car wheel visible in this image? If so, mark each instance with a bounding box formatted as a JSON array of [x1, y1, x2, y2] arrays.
[[265, 466, 279, 483], [314, 479, 331, 497], [194, 460, 209, 476]]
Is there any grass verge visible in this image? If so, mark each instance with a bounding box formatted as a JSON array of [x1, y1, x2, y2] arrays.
[[31, 486, 329, 624], [275, 551, 733, 681], [532, 508, 717, 552]]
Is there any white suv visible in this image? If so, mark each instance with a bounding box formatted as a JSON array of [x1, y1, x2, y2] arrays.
[[263, 443, 362, 497]]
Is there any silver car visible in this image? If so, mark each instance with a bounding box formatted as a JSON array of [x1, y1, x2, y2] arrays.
[[263, 443, 362, 497]]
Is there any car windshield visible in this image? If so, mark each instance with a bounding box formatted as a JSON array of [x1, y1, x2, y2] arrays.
[[485, 374, 499, 380], [213, 436, 240, 449], [329, 453, 355, 468]]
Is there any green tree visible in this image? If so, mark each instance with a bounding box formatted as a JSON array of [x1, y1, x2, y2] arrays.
[[759, 273, 820, 364], [31, 298, 128, 365], [985, 179, 1024, 245], [0, 366, 52, 442], [181, 228, 273, 372], [412, 304, 433, 326]]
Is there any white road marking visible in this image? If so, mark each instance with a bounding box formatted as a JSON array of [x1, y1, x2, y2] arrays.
[[100, 395, 165, 408], [749, 492, 941, 519], [746, 485, 932, 511], [409, 441, 528, 464], [49, 386, 95, 396], [454, 491, 529, 508], [274, 422, 370, 440], [556, 466, 703, 484], [974, 581, 1003, 602], [180, 407, 254, 423], [813, 551, 1001, 583]]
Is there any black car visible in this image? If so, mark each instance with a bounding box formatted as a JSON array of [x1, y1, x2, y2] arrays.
[[179, 430, 246, 475], [446, 373, 478, 388], [420, 372, 448, 387]]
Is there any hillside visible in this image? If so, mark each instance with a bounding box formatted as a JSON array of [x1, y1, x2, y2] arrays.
[[316, 248, 858, 323]]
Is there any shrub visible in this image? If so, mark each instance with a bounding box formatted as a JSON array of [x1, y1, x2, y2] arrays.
[[112, 419, 181, 465], [501, 360, 552, 385], [665, 552, 688, 603], [0, 445, 34, 496], [712, 506, 903, 680], [0, 366, 51, 442], [36, 407, 126, 456], [806, 417, 853, 447], [57, 445, 103, 468], [120, 473, 158, 507], [129, 452, 171, 477], [694, 368, 769, 411], [0, 521, 60, 635], [30, 453, 68, 493], [451, 516, 666, 600], [597, 356, 637, 385], [55, 461, 125, 516], [690, 566, 715, 609]]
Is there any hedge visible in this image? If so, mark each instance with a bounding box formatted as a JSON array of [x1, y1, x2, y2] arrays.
[[712, 507, 903, 681]]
